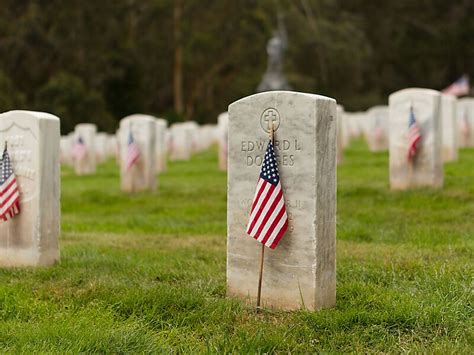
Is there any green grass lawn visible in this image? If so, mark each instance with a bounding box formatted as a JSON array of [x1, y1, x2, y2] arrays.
[[0, 141, 472, 352]]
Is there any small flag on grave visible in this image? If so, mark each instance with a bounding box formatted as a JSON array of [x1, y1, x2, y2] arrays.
[[0, 144, 21, 221], [72, 136, 87, 161], [125, 130, 141, 171], [246, 139, 288, 249], [407, 106, 422, 162], [442, 74, 470, 97]]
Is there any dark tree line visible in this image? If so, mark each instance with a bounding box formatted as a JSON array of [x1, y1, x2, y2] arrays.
[[0, 0, 473, 134]]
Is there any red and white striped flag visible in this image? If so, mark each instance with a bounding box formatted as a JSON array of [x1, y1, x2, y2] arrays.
[[125, 131, 141, 171], [0, 147, 20, 221], [72, 136, 87, 161], [246, 140, 288, 249], [442, 75, 470, 97], [407, 106, 422, 162]]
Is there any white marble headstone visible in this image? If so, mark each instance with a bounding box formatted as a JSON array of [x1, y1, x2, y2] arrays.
[[169, 123, 192, 161], [456, 98, 474, 148], [60, 136, 72, 166], [440, 94, 458, 162], [73, 123, 97, 175], [119, 114, 156, 193], [227, 91, 337, 311], [0, 110, 60, 267], [217, 112, 229, 171], [389, 88, 443, 189], [336, 105, 344, 164], [95, 132, 108, 163], [366, 106, 389, 152], [155, 118, 167, 173]]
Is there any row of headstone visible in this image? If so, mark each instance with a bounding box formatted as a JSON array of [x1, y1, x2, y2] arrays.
[[60, 126, 119, 171], [1, 90, 471, 316], [338, 92, 472, 165]]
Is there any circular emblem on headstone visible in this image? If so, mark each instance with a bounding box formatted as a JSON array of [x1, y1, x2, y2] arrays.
[[260, 108, 281, 133]]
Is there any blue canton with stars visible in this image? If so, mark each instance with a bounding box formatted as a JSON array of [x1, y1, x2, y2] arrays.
[[0, 149, 13, 184], [260, 141, 280, 185]]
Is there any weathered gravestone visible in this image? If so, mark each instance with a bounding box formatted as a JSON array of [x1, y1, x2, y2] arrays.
[[197, 124, 216, 152], [183, 121, 199, 153], [336, 105, 344, 164], [60, 136, 72, 166], [457, 98, 474, 148], [119, 115, 156, 193], [0, 111, 60, 267], [227, 91, 337, 310], [217, 112, 229, 171], [73, 123, 97, 175], [440, 94, 458, 162], [389, 88, 443, 190], [366, 106, 389, 152], [95, 132, 108, 163], [155, 118, 167, 173], [169, 123, 191, 161]]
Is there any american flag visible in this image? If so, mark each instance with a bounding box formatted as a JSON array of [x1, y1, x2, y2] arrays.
[[442, 75, 470, 97], [125, 130, 141, 171], [246, 140, 288, 249], [407, 106, 422, 162], [0, 147, 20, 221], [72, 136, 87, 161]]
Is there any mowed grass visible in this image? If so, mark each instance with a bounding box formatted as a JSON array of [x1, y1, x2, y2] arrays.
[[0, 141, 472, 352]]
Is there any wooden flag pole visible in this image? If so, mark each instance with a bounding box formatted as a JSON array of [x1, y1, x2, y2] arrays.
[[256, 243, 265, 310], [256, 122, 275, 310]]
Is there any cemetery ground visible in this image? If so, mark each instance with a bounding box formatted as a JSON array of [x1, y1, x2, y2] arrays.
[[0, 141, 472, 353]]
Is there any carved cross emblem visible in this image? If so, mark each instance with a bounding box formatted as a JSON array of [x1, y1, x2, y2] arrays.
[[260, 108, 280, 133]]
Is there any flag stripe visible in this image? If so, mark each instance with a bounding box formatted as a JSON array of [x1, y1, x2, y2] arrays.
[[252, 185, 283, 238], [266, 212, 289, 248], [257, 196, 285, 243], [249, 178, 265, 211], [0, 148, 21, 221], [0, 192, 19, 215], [260, 203, 286, 246], [269, 219, 289, 249], [247, 183, 276, 235], [0, 186, 19, 208], [246, 181, 272, 232], [0, 175, 16, 197]]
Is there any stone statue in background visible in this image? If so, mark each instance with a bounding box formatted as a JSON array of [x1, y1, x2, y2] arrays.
[[257, 14, 292, 92]]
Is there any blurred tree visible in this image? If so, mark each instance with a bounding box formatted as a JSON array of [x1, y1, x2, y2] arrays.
[[0, 71, 25, 111], [0, 0, 472, 131], [35, 72, 114, 134]]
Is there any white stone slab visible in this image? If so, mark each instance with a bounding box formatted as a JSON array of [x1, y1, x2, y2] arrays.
[[95, 132, 108, 163], [456, 98, 474, 148], [389, 88, 443, 189], [119, 114, 156, 193], [336, 105, 344, 164], [73, 123, 97, 175], [366, 106, 389, 152], [217, 112, 229, 171], [60, 136, 72, 166], [440, 94, 458, 162], [227, 91, 337, 311], [169, 123, 192, 161], [155, 118, 167, 173], [0, 110, 60, 267]]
